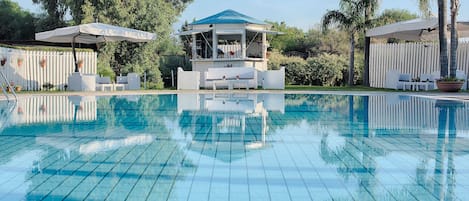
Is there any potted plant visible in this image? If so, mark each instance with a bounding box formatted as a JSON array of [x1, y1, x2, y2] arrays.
[[15, 85, 22, 92], [436, 76, 465, 92], [1, 57, 7, 66], [17, 58, 24, 67], [6, 81, 14, 93], [77, 59, 84, 68], [40, 58, 46, 68]]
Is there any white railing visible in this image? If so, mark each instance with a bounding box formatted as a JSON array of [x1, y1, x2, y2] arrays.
[[0, 47, 97, 91], [218, 44, 242, 59], [369, 41, 469, 88]]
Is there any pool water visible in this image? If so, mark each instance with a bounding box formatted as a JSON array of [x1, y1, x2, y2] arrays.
[[0, 93, 469, 201]]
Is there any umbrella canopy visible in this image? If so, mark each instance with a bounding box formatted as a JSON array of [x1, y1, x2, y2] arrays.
[[35, 23, 156, 72], [36, 22, 156, 44], [366, 17, 469, 41]]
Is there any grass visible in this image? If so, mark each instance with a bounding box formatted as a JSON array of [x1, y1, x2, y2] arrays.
[[285, 85, 398, 91]]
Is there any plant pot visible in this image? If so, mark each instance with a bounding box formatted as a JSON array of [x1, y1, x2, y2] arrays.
[[78, 61, 84, 68], [17, 59, 23, 67], [1, 58, 6, 66], [40, 59, 46, 68], [436, 80, 464, 92]]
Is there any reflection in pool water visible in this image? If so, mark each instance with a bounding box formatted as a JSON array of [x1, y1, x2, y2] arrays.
[[0, 93, 468, 200]]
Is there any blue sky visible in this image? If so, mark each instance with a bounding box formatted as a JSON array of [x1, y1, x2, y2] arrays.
[[12, 0, 469, 31]]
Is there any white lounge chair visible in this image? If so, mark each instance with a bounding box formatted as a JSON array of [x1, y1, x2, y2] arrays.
[[456, 70, 468, 90]]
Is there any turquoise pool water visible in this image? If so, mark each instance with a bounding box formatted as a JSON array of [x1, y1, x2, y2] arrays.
[[0, 93, 469, 201]]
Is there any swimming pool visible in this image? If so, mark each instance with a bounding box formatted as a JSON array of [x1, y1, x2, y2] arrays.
[[0, 93, 468, 201]]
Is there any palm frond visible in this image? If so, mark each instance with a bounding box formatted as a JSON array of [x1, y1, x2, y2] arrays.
[[418, 0, 431, 17], [322, 10, 350, 31]]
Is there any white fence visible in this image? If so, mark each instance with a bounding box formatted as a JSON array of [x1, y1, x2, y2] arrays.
[[369, 41, 469, 88], [0, 47, 97, 91]]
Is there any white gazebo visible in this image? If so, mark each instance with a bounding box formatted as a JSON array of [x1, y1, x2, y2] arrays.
[[177, 9, 284, 90]]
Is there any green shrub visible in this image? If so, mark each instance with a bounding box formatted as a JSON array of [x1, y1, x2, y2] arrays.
[[268, 50, 307, 85], [307, 54, 348, 86]]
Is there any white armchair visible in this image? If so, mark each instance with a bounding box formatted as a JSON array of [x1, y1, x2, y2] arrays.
[[385, 70, 411, 90]]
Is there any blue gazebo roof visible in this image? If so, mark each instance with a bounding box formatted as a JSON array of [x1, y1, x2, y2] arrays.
[[191, 9, 267, 25]]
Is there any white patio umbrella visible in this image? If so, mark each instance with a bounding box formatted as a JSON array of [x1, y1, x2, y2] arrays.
[[35, 22, 156, 72], [366, 17, 469, 41]]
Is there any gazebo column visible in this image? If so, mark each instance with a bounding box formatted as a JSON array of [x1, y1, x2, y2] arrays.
[[262, 33, 267, 58], [212, 30, 218, 59], [192, 34, 197, 60], [242, 30, 246, 59]]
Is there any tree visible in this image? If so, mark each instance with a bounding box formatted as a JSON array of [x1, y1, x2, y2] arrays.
[[418, 0, 449, 78], [33, 0, 193, 89], [374, 9, 419, 43], [322, 0, 370, 86], [376, 9, 419, 26], [449, 0, 459, 78], [32, 0, 68, 31], [419, 0, 460, 79], [437, 0, 449, 78], [268, 21, 306, 56], [0, 0, 36, 40], [305, 29, 348, 57]]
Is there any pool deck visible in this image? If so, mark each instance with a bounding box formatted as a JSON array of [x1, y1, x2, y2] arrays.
[[5, 89, 469, 102]]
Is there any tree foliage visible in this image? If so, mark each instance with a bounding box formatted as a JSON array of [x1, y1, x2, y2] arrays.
[[32, 0, 68, 31], [376, 9, 418, 26], [31, 0, 193, 89], [268, 21, 309, 57], [322, 0, 366, 86], [0, 0, 36, 40]]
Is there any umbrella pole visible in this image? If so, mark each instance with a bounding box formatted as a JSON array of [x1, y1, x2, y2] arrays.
[[72, 35, 79, 72]]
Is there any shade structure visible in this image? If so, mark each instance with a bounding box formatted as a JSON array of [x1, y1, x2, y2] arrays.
[[366, 17, 469, 41], [191, 9, 267, 25], [35, 23, 156, 72]]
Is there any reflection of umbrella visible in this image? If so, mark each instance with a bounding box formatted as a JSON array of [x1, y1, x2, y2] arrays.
[[35, 23, 156, 72], [366, 17, 469, 41]]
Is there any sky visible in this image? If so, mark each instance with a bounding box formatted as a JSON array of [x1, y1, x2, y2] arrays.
[[11, 0, 469, 32]]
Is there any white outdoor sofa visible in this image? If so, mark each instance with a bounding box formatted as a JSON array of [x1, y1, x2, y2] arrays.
[[116, 73, 140, 90], [95, 76, 114, 91], [205, 67, 257, 90]]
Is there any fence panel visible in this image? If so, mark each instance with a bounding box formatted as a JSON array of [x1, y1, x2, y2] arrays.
[[0, 47, 97, 91], [370, 41, 469, 88]]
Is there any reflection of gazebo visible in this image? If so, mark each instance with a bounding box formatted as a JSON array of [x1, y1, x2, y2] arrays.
[[177, 10, 284, 89], [178, 93, 277, 162]]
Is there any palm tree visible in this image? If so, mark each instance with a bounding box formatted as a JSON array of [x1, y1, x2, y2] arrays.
[[419, 0, 460, 79], [323, 0, 378, 86], [322, 0, 361, 86], [363, 0, 380, 87], [437, 0, 449, 78], [449, 0, 460, 78]]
